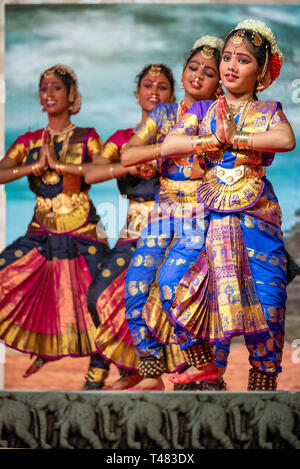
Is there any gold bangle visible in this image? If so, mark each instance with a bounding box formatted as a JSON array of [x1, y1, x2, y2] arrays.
[[233, 132, 250, 151], [55, 163, 65, 175], [195, 136, 203, 154], [249, 132, 254, 149], [155, 143, 161, 160], [12, 168, 19, 175], [191, 136, 195, 154], [109, 165, 115, 178], [32, 163, 41, 176], [196, 134, 219, 153], [152, 144, 156, 160]]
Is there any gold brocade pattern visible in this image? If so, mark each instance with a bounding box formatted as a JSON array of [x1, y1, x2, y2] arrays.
[[142, 280, 180, 345], [159, 177, 202, 218], [0, 250, 99, 357], [85, 366, 109, 384], [118, 200, 156, 242], [95, 269, 186, 372], [172, 216, 269, 342], [86, 136, 104, 160], [101, 141, 119, 162], [35, 192, 90, 234], [0, 323, 98, 357], [6, 139, 42, 165], [136, 118, 159, 145], [27, 220, 108, 245], [198, 168, 264, 211]]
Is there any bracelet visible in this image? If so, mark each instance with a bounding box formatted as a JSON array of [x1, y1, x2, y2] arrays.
[[156, 143, 161, 160], [213, 132, 223, 146], [152, 143, 161, 160], [109, 165, 115, 178], [32, 163, 41, 176], [55, 163, 66, 175], [232, 132, 250, 151], [249, 132, 254, 149], [191, 135, 198, 155], [78, 165, 83, 173], [152, 144, 156, 160], [195, 134, 220, 154], [12, 168, 19, 175]]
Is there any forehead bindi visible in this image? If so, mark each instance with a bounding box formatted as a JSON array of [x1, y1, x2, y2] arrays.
[[141, 73, 169, 85], [224, 41, 255, 59], [189, 53, 217, 70], [40, 76, 65, 88]]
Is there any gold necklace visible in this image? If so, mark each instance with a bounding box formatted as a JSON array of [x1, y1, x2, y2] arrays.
[[41, 126, 74, 185], [46, 123, 76, 136]]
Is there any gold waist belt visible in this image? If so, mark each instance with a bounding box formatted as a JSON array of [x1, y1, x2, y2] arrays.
[[160, 177, 202, 195], [35, 192, 90, 234], [205, 164, 266, 186]]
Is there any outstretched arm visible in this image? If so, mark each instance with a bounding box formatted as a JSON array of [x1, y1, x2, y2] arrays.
[[85, 160, 138, 185], [0, 142, 48, 184], [121, 134, 160, 167], [0, 156, 32, 183]]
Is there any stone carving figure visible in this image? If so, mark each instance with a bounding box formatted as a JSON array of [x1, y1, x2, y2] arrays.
[[114, 394, 171, 449], [228, 395, 300, 449], [53, 395, 103, 449], [186, 397, 234, 449], [0, 397, 38, 448]]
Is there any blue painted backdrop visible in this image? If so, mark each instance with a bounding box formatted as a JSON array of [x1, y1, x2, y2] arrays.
[[5, 4, 300, 246]]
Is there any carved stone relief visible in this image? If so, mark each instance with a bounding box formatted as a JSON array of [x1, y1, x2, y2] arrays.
[[0, 391, 299, 449]]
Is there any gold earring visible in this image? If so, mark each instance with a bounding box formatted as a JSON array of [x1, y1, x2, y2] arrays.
[[256, 80, 265, 92]]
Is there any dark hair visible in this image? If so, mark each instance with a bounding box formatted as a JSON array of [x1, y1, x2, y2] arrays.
[[135, 63, 175, 96], [183, 45, 222, 74], [39, 69, 75, 96]]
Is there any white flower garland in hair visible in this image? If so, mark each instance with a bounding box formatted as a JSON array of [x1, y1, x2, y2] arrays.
[[234, 19, 284, 65], [192, 35, 224, 54]]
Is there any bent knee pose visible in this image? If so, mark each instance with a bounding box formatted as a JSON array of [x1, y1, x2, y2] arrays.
[[0, 64, 110, 387], [85, 64, 179, 390], [123, 36, 231, 391], [161, 19, 296, 391]]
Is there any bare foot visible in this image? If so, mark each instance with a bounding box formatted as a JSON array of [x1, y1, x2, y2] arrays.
[[129, 376, 165, 391], [168, 361, 218, 385], [23, 357, 58, 378], [103, 372, 143, 390]]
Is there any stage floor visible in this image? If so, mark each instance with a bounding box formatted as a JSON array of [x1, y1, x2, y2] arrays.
[[3, 340, 300, 392]]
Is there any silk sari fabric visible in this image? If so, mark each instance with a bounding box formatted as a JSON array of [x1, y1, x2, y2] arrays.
[[0, 128, 110, 364], [165, 99, 287, 375]]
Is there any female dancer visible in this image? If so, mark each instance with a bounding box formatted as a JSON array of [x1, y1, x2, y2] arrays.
[[0, 64, 110, 387], [120, 36, 231, 391], [85, 64, 178, 389], [160, 20, 296, 391]]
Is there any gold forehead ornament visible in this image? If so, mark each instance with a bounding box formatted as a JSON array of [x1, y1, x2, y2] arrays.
[[252, 32, 263, 47], [149, 64, 162, 76], [200, 46, 214, 59], [44, 67, 67, 79], [230, 30, 245, 48]]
